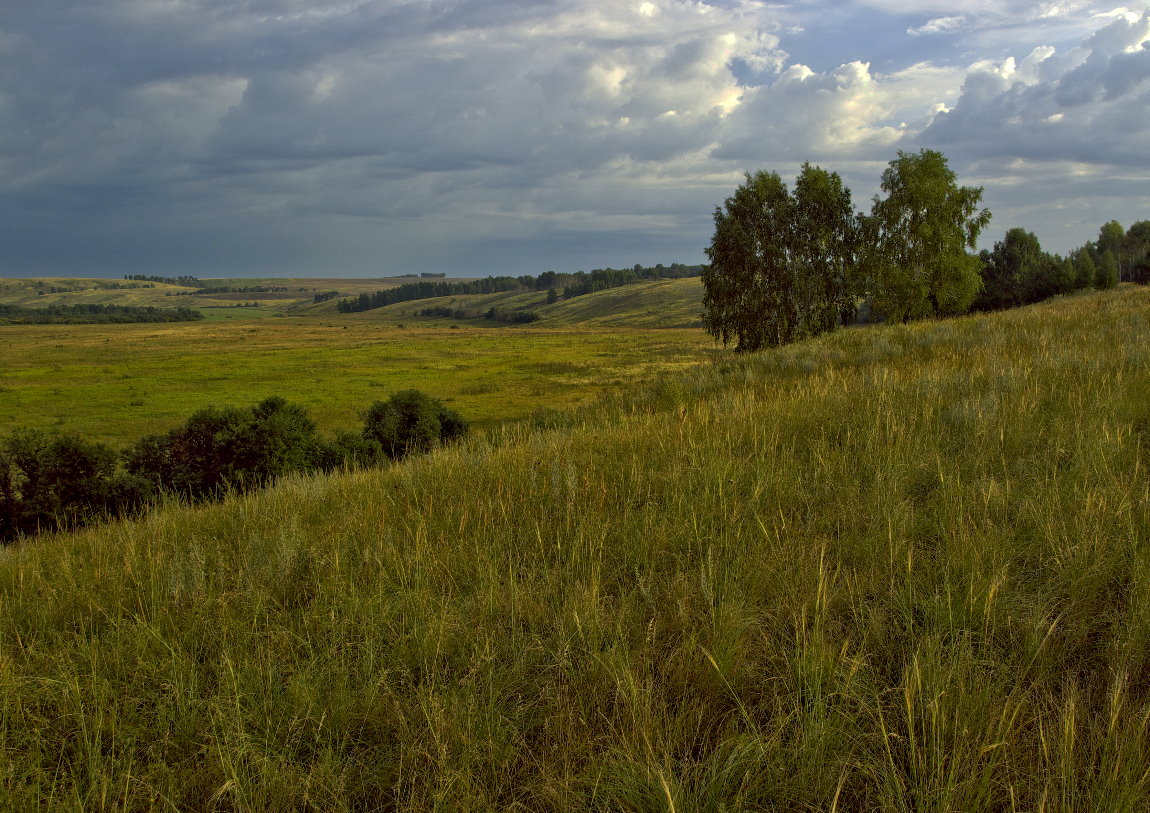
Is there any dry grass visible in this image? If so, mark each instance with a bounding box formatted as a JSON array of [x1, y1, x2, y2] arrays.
[[1, 286, 1149, 811]]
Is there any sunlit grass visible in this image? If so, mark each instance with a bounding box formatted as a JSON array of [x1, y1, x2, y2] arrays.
[[1, 287, 1149, 810], [0, 319, 715, 445]]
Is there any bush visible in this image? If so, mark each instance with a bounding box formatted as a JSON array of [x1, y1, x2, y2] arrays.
[[362, 390, 469, 460], [0, 428, 134, 541], [125, 396, 327, 499]]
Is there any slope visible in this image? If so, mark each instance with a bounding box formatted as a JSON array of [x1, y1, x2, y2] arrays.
[[2, 287, 1149, 811], [332, 277, 705, 329]]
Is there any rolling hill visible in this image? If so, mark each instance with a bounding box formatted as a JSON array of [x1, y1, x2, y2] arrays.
[[2, 287, 1149, 810]]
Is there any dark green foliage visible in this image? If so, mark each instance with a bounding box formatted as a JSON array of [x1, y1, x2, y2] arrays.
[[1128, 221, 1150, 271], [420, 306, 471, 320], [124, 274, 202, 286], [1024, 252, 1074, 302], [3, 392, 469, 542], [703, 170, 798, 351], [1073, 247, 1096, 290], [193, 285, 288, 294], [323, 430, 383, 469], [0, 304, 204, 324], [1097, 220, 1126, 279], [792, 163, 862, 331], [974, 228, 1039, 310], [362, 390, 469, 460], [864, 149, 991, 322], [0, 429, 145, 541], [484, 308, 541, 324], [125, 396, 329, 499], [562, 267, 640, 298], [703, 164, 859, 350], [974, 228, 1073, 311], [1096, 250, 1119, 289]]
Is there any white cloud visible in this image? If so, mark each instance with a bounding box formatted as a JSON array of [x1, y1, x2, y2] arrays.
[[908, 15, 965, 36], [1, 0, 1149, 274]]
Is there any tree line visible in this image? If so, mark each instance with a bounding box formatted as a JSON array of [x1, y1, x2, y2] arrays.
[[0, 304, 204, 325], [0, 391, 467, 543], [973, 220, 1149, 311], [703, 148, 1150, 351], [417, 305, 541, 324], [336, 263, 704, 314], [125, 274, 205, 287]]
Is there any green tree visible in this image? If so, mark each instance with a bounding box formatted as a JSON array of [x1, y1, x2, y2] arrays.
[[1, 428, 142, 541], [1127, 221, 1150, 282], [974, 227, 1041, 310], [791, 163, 861, 331], [864, 149, 991, 322], [1097, 221, 1126, 280], [702, 165, 858, 350], [362, 390, 468, 460], [703, 171, 796, 350], [1128, 221, 1150, 261], [1096, 250, 1119, 289], [1073, 247, 1096, 290]]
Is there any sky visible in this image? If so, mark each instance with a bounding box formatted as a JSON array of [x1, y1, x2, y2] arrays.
[[1, 1, 1148, 279]]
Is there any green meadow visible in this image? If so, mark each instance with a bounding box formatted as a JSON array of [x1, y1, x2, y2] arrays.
[[0, 280, 713, 447], [1, 285, 1149, 809]]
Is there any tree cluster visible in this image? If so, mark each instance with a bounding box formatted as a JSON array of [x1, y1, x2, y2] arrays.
[[703, 162, 863, 350], [193, 285, 291, 294], [124, 274, 203, 287], [971, 219, 1147, 312], [1095, 220, 1150, 285], [0, 304, 204, 325], [338, 278, 525, 313], [704, 149, 1150, 351], [1, 391, 467, 543]]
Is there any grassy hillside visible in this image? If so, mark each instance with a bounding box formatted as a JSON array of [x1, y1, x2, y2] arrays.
[[0, 277, 462, 321], [319, 277, 704, 329], [2, 288, 1150, 810]]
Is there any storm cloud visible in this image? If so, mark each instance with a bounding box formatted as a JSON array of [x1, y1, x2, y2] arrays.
[[1, 0, 1147, 277]]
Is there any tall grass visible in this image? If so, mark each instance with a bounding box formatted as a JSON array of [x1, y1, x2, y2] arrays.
[[2, 287, 1149, 810]]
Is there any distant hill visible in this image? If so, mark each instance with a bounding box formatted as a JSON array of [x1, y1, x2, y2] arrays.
[[325, 277, 705, 329], [1, 275, 705, 327]]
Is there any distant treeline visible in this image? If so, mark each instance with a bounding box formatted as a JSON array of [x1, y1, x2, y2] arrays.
[[125, 274, 204, 287], [0, 304, 204, 324], [337, 263, 704, 314], [973, 218, 1150, 313], [194, 285, 292, 294], [418, 305, 541, 324], [0, 391, 467, 543], [123, 275, 313, 295]]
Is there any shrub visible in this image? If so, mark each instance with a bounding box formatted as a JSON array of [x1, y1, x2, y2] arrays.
[[125, 396, 327, 499], [0, 428, 134, 541], [362, 390, 469, 460]]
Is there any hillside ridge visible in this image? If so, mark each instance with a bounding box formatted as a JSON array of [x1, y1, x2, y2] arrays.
[[2, 287, 1149, 810]]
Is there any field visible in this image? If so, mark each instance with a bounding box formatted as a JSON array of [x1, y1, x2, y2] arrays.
[[2, 284, 1150, 810], [0, 279, 711, 447], [0, 276, 424, 321]]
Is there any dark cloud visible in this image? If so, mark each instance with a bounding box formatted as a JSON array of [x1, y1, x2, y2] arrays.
[[1, 1, 1148, 276], [922, 12, 1150, 168]]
